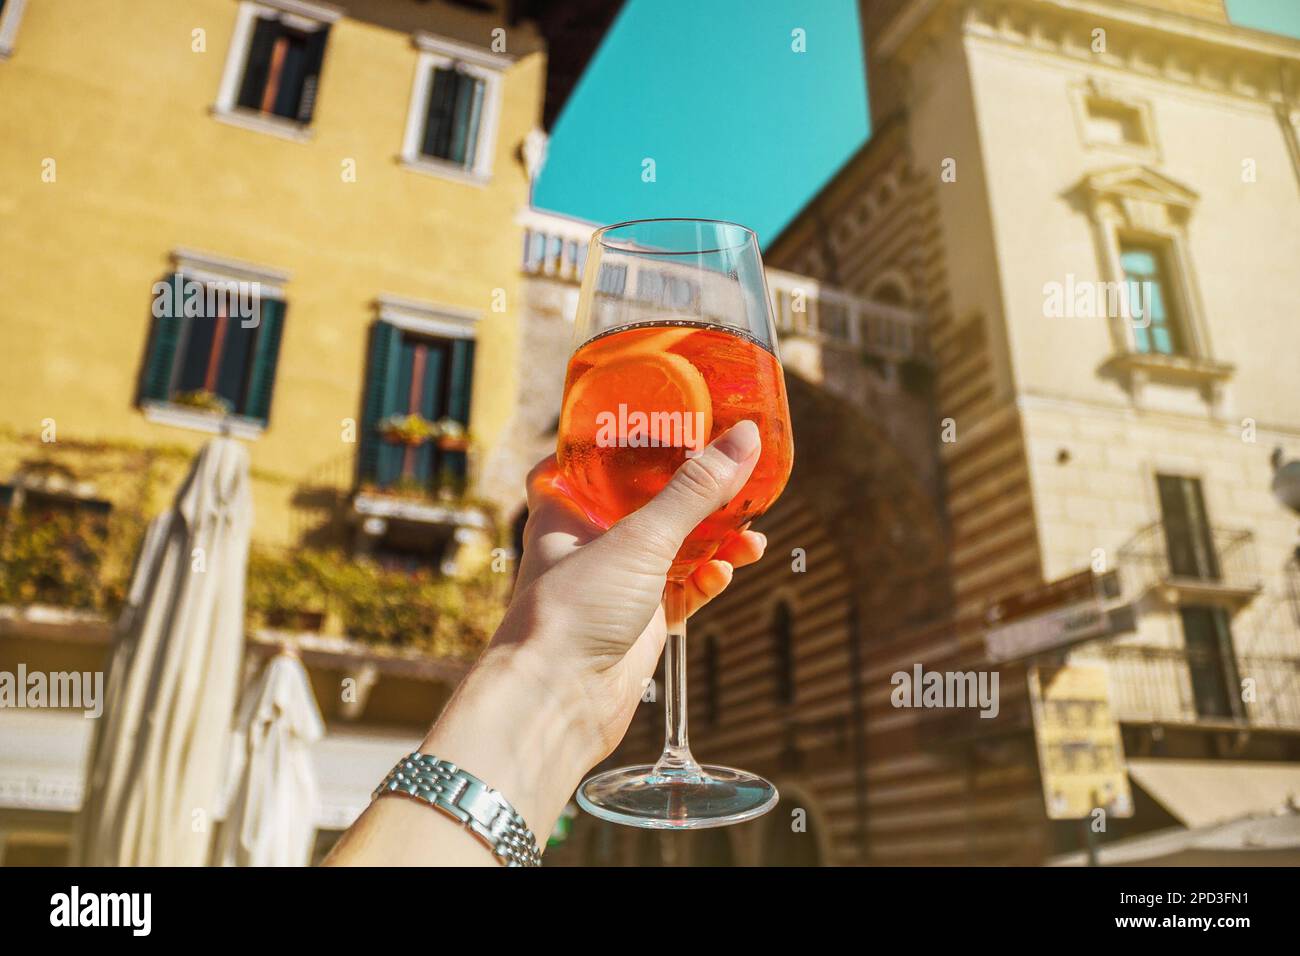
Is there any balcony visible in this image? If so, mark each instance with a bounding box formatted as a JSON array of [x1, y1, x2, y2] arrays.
[[766, 269, 924, 363], [1118, 521, 1263, 610], [1097, 643, 1300, 730], [517, 210, 927, 365]]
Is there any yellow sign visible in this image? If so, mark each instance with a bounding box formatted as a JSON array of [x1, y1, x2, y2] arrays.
[[1029, 664, 1133, 820]]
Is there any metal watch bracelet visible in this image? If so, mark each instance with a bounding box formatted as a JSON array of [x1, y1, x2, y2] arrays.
[[372, 753, 543, 867]]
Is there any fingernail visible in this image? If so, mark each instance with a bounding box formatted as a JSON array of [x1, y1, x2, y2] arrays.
[[713, 420, 760, 463]]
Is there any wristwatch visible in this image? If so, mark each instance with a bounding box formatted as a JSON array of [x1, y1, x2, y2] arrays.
[[372, 753, 543, 867]]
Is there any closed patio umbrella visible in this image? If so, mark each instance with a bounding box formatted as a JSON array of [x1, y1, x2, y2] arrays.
[[77, 437, 253, 866], [217, 649, 325, 866]]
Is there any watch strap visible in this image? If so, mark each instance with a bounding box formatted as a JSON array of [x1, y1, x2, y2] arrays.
[[372, 752, 543, 867]]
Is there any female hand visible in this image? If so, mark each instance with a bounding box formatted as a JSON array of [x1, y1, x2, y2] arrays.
[[326, 421, 764, 865]]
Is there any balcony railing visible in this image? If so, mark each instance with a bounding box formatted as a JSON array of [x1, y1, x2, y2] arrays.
[[517, 210, 926, 363], [1095, 643, 1300, 730], [1118, 521, 1262, 605], [520, 210, 593, 282], [766, 269, 923, 362]]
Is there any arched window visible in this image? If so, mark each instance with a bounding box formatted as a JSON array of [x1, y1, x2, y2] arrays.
[[772, 601, 794, 706]]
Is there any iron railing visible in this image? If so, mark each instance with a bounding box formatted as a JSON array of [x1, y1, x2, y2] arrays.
[[1092, 642, 1300, 729], [1117, 521, 1262, 597]]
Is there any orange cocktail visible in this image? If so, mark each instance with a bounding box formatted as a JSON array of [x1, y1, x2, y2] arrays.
[[557, 320, 793, 579]]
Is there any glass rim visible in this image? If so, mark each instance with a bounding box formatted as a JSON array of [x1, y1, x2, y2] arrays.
[[592, 217, 758, 256]]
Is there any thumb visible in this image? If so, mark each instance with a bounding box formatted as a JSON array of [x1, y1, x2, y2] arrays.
[[607, 420, 762, 565]]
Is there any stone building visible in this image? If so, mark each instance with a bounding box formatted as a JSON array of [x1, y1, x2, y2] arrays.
[[556, 0, 1300, 866]]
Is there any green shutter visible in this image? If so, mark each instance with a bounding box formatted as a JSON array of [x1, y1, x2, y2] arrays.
[[237, 16, 280, 111], [243, 298, 286, 424], [447, 338, 475, 424], [358, 321, 403, 486], [139, 273, 183, 403], [415, 346, 444, 484], [296, 25, 330, 124]]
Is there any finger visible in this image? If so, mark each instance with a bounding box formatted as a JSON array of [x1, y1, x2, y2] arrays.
[[685, 560, 733, 616], [523, 455, 596, 538], [524, 455, 561, 512], [607, 421, 761, 566], [713, 530, 766, 569]]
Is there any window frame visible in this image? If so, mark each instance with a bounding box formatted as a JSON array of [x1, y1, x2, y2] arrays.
[[400, 33, 510, 185], [1156, 473, 1220, 582], [356, 295, 481, 493], [0, 0, 28, 58], [138, 249, 291, 439], [1119, 239, 1184, 357], [1180, 605, 1244, 722], [213, 0, 341, 142], [1079, 166, 1224, 390]]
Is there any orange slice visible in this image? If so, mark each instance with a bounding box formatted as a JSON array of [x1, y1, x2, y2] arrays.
[[580, 324, 698, 364], [561, 349, 713, 454]]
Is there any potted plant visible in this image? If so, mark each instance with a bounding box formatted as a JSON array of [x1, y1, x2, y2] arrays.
[[247, 551, 327, 632], [377, 413, 437, 447], [171, 390, 233, 415], [434, 418, 470, 452]]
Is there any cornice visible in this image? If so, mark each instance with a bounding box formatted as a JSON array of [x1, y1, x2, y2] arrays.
[[881, 0, 1300, 107]]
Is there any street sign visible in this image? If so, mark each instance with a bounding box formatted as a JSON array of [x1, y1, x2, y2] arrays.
[[1029, 664, 1133, 821], [983, 569, 1133, 663]]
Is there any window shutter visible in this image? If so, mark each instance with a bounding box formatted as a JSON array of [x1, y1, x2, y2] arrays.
[[449, 73, 484, 167], [421, 67, 459, 159], [243, 299, 286, 424], [295, 25, 330, 123], [414, 346, 445, 484], [442, 339, 475, 482], [358, 321, 403, 485], [139, 274, 184, 403], [237, 16, 280, 110], [447, 338, 475, 424], [1158, 475, 1219, 580]]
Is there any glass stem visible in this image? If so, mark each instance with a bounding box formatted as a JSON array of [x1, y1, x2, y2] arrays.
[[651, 579, 703, 779]]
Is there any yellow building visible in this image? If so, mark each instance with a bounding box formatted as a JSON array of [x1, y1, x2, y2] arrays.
[[0, 0, 553, 558], [0, 0, 620, 864]]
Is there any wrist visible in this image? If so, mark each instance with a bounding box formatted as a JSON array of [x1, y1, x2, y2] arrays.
[[420, 640, 594, 848]]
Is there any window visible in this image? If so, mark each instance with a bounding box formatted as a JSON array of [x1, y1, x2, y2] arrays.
[[772, 601, 795, 706], [1181, 606, 1242, 721], [1121, 242, 1183, 356], [420, 68, 486, 167], [401, 34, 508, 182], [215, 1, 337, 137], [1157, 474, 1220, 581], [138, 272, 287, 431], [359, 319, 476, 495], [0, 0, 27, 58]]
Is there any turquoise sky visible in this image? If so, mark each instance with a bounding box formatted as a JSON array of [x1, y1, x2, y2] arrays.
[[534, 0, 1300, 247]]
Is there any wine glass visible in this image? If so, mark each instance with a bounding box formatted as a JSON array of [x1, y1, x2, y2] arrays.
[[556, 218, 794, 828]]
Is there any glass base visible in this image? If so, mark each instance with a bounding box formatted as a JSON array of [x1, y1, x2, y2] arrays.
[[576, 764, 778, 829]]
